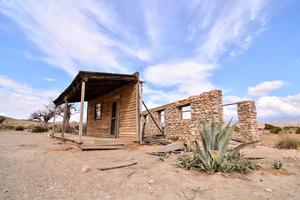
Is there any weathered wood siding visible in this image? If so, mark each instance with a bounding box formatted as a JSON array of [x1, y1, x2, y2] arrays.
[[87, 82, 138, 139]]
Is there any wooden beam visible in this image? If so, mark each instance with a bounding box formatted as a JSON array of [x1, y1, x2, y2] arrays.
[[62, 99, 68, 139], [137, 81, 143, 143], [50, 108, 56, 137], [222, 102, 238, 107], [142, 100, 164, 135], [78, 81, 86, 143]]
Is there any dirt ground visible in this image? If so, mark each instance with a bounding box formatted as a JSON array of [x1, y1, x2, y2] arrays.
[[1, 131, 300, 200]]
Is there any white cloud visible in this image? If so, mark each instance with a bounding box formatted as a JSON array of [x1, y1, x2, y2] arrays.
[[222, 93, 300, 121], [0, 75, 33, 94], [248, 80, 287, 96], [257, 94, 300, 118], [0, 76, 59, 119], [144, 60, 216, 97]]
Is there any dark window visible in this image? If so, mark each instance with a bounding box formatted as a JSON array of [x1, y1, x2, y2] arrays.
[[110, 102, 118, 136], [143, 114, 149, 123], [95, 103, 101, 120]]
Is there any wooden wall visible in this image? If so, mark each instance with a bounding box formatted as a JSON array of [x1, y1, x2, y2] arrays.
[[86, 82, 138, 140]]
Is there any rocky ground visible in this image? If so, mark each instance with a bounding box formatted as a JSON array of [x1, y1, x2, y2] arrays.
[[0, 131, 300, 200]]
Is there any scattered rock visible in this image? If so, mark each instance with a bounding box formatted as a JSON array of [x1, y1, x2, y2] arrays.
[[148, 179, 154, 184], [265, 188, 272, 193], [81, 165, 91, 173], [3, 189, 8, 193]]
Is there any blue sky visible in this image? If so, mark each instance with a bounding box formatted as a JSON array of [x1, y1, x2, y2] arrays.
[[0, 0, 299, 121]]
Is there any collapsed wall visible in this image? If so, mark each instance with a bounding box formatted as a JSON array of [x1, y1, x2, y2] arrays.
[[142, 90, 223, 141], [142, 90, 260, 142]]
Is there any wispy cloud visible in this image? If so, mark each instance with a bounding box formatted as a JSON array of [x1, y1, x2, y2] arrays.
[[44, 78, 56, 82], [1, 0, 271, 109], [0, 0, 150, 76], [142, 0, 269, 105]]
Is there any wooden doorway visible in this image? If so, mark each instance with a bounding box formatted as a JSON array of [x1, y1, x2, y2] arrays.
[[110, 101, 119, 137]]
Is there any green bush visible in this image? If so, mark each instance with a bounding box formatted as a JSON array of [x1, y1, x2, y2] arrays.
[[178, 117, 259, 174], [15, 126, 25, 131], [276, 138, 299, 149], [296, 128, 300, 134], [264, 124, 282, 134], [0, 116, 5, 124], [31, 126, 48, 133]]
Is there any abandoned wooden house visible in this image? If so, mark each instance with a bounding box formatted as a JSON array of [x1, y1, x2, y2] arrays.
[[53, 71, 142, 144]]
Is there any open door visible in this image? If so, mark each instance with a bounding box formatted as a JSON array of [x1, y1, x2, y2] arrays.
[[110, 101, 119, 137]]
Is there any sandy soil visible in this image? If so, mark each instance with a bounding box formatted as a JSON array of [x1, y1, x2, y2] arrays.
[[1, 131, 300, 200]]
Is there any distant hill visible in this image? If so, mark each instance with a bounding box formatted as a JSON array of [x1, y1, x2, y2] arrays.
[[0, 115, 39, 128]]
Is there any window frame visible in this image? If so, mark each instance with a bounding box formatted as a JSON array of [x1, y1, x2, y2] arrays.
[[180, 104, 191, 120]]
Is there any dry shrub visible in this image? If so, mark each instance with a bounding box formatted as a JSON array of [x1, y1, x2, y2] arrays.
[[276, 137, 300, 149], [15, 126, 25, 131], [0, 116, 5, 124], [296, 128, 300, 134], [264, 124, 282, 134], [0, 125, 14, 130], [31, 125, 48, 133]]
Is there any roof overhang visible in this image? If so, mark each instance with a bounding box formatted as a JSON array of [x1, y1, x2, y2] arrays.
[[53, 71, 139, 106]]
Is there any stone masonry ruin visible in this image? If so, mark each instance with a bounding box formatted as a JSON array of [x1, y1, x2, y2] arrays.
[[237, 101, 259, 142], [142, 90, 260, 142]]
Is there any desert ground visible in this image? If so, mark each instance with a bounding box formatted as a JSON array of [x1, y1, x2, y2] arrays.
[[0, 130, 300, 200]]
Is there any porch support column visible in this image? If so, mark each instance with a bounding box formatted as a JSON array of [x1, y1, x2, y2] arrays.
[[62, 98, 68, 139], [78, 80, 86, 143], [50, 107, 56, 137], [138, 81, 144, 144]]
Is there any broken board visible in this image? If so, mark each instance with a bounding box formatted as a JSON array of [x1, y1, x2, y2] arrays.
[[146, 142, 184, 155]]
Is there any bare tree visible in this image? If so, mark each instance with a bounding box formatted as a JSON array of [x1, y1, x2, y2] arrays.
[[30, 101, 77, 132], [55, 103, 77, 133]]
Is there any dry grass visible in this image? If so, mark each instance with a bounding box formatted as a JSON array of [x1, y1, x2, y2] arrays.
[[276, 137, 300, 149]]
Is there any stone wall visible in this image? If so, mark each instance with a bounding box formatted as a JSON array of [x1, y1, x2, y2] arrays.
[[237, 101, 260, 142], [142, 90, 223, 141], [143, 91, 259, 143]]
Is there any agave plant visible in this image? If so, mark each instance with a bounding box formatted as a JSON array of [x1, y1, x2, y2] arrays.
[[178, 116, 259, 173]]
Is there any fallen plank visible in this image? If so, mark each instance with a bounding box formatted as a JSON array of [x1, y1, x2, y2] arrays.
[[146, 142, 184, 155], [97, 161, 137, 171], [80, 145, 125, 150]]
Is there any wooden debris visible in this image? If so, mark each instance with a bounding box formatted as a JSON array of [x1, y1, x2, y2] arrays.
[[97, 161, 137, 171], [80, 145, 124, 151], [146, 142, 184, 156], [127, 171, 136, 177]]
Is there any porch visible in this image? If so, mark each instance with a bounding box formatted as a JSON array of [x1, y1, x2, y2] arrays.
[[52, 132, 135, 150]]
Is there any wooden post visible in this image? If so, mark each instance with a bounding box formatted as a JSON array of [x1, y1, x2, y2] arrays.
[[51, 108, 56, 137], [138, 81, 144, 143], [62, 98, 68, 139], [78, 81, 86, 143]]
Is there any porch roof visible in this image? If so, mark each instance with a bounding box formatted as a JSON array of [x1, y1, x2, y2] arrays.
[[53, 71, 139, 106]]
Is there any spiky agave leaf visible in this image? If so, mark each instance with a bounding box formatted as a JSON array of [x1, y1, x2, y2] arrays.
[[227, 140, 259, 157]]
